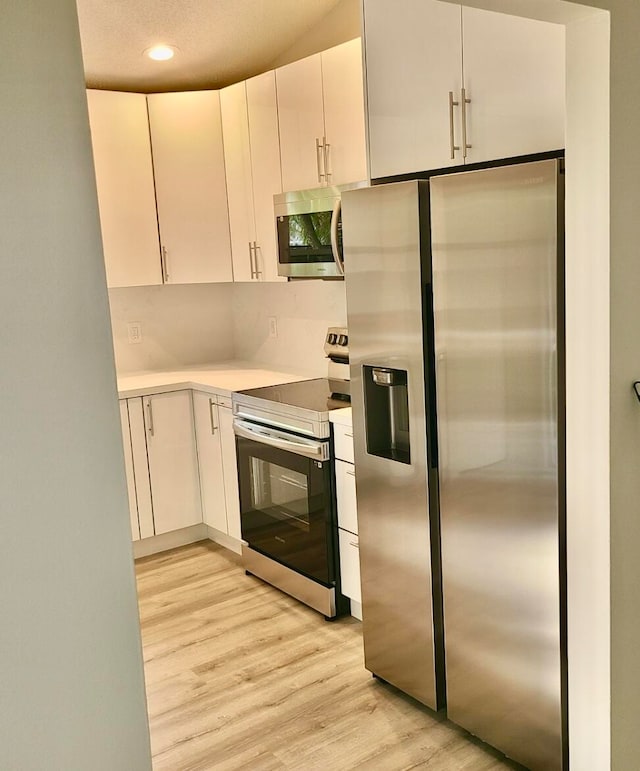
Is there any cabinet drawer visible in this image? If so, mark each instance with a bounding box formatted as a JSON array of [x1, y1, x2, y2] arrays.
[[335, 459, 358, 534], [333, 422, 354, 463], [339, 529, 361, 604]]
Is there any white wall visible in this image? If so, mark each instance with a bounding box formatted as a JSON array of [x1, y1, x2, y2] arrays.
[[0, 2, 151, 769], [109, 283, 234, 372], [233, 281, 347, 376]]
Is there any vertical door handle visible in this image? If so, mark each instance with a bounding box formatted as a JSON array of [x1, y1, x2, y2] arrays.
[[461, 88, 472, 159], [448, 92, 460, 160], [323, 138, 331, 183], [253, 242, 262, 279], [146, 399, 154, 437], [316, 137, 325, 183], [161, 246, 169, 282], [248, 241, 256, 279], [209, 399, 218, 434]]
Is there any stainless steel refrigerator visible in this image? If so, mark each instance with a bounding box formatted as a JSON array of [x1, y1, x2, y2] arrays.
[[342, 159, 566, 771]]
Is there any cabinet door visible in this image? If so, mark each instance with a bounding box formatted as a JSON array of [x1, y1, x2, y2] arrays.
[[144, 391, 202, 535], [119, 401, 140, 540], [147, 91, 233, 284], [339, 530, 362, 603], [364, 0, 463, 178], [461, 8, 565, 164], [246, 71, 285, 282], [127, 397, 155, 539], [276, 54, 326, 191], [220, 82, 257, 283], [86, 90, 161, 287], [193, 392, 228, 532], [218, 405, 241, 541], [335, 460, 358, 535], [321, 39, 368, 186]]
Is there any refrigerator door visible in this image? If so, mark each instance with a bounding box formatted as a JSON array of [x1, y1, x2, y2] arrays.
[[342, 180, 444, 710], [431, 159, 564, 770]]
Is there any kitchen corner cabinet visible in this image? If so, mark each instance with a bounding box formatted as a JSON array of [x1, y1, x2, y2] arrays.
[[276, 38, 367, 191], [364, 0, 565, 179], [143, 391, 202, 534], [86, 90, 161, 288], [220, 72, 284, 283], [147, 91, 233, 284], [194, 393, 242, 541]]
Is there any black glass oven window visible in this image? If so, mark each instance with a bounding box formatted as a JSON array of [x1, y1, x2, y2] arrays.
[[250, 458, 310, 531]]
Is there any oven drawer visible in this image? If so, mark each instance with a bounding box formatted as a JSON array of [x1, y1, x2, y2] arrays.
[[333, 423, 354, 463], [335, 459, 358, 534]]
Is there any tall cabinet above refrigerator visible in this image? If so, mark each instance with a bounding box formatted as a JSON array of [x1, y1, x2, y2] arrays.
[[342, 158, 566, 771]]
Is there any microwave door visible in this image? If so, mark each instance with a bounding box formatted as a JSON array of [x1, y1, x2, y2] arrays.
[[330, 198, 344, 276]]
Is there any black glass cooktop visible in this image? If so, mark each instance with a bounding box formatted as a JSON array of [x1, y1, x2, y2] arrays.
[[238, 378, 349, 414]]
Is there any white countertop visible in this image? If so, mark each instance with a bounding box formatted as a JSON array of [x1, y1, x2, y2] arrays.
[[329, 406, 352, 426], [116, 361, 310, 399]]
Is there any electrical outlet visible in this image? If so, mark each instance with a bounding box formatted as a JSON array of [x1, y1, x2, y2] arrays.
[[127, 322, 143, 344], [268, 316, 278, 338]]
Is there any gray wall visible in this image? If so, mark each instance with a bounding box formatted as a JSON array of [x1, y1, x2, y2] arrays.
[[0, 1, 151, 768]]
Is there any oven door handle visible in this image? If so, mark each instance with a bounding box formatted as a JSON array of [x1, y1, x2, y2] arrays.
[[234, 420, 329, 461], [330, 197, 344, 276]]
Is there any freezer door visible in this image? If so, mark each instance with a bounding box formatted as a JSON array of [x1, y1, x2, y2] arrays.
[[342, 180, 444, 711], [431, 159, 565, 770]]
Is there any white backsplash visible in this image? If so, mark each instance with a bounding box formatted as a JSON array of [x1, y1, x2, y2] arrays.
[[109, 283, 234, 373], [232, 280, 347, 376]]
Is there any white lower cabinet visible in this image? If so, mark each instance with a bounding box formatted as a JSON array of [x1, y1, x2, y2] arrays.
[[338, 530, 361, 605], [218, 404, 241, 541], [119, 401, 140, 541]]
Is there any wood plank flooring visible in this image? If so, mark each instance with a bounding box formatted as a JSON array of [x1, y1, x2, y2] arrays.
[[136, 541, 520, 770]]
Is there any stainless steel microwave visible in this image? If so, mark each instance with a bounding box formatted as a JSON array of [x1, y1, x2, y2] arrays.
[[274, 181, 368, 279]]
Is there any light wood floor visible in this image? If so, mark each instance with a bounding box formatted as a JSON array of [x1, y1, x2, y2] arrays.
[[136, 541, 521, 771]]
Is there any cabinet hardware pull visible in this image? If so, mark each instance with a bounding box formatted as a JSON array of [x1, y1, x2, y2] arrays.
[[316, 137, 325, 183], [346, 469, 356, 477], [209, 398, 218, 434], [146, 400, 154, 436], [349, 540, 359, 548], [161, 246, 169, 282], [461, 88, 472, 159], [344, 432, 353, 438], [323, 138, 331, 183], [248, 241, 256, 279], [253, 241, 262, 278], [448, 91, 460, 160]]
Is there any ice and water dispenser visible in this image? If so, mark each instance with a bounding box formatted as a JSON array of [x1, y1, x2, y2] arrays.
[[363, 366, 411, 464]]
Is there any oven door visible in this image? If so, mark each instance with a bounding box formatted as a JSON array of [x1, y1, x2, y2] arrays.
[[234, 419, 335, 586]]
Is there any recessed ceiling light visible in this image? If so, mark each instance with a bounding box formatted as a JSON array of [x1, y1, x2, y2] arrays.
[[145, 45, 177, 62]]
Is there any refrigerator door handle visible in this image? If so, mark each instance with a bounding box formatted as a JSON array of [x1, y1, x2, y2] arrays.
[[331, 197, 344, 276]]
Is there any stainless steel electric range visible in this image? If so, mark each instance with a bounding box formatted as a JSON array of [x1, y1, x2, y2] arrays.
[[232, 329, 349, 618]]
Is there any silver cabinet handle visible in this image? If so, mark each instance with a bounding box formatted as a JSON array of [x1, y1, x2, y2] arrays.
[[208, 398, 218, 435], [448, 91, 460, 160], [344, 432, 353, 438], [146, 400, 154, 437], [461, 88, 472, 159], [346, 469, 356, 477], [161, 246, 169, 282], [315, 137, 325, 183], [253, 241, 262, 279], [349, 540, 359, 548], [323, 138, 331, 183], [248, 241, 256, 279]]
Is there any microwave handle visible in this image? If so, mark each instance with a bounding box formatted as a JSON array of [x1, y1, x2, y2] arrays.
[[331, 197, 344, 276]]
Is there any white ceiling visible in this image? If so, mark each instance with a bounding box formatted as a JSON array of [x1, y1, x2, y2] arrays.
[[76, 0, 344, 93]]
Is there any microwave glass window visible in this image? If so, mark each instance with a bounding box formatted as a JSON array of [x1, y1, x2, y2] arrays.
[[278, 212, 341, 264], [250, 458, 310, 531]]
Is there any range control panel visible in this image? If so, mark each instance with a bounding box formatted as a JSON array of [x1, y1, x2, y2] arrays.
[[324, 326, 349, 361]]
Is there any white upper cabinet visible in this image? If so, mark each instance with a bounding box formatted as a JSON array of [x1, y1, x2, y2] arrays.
[[461, 7, 565, 165], [143, 390, 202, 535], [276, 39, 368, 191], [220, 73, 284, 283], [220, 82, 256, 282], [246, 71, 285, 282], [320, 38, 368, 186], [147, 91, 233, 284], [364, 0, 565, 178], [86, 90, 161, 287], [276, 54, 326, 191]]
